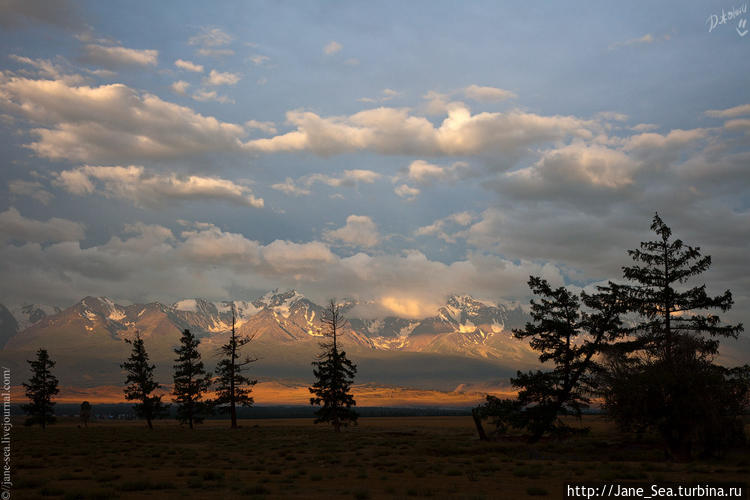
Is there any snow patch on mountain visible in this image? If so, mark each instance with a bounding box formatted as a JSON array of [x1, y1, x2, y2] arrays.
[[174, 299, 198, 312]]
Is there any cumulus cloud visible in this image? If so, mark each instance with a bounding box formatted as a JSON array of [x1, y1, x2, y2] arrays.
[[171, 80, 190, 95], [8, 179, 54, 205], [494, 143, 641, 204], [323, 41, 342, 55], [189, 27, 234, 57], [244, 120, 277, 135], [174, 59, 203, 73], [192, 89, 233, 104], [324, 215, 380, 248], [705, 103, 750, 119], [249, 55, 270, 65], [189, 27, 233, 47], [55, 165, 264, 208], [0, 207, 84, 243], [0, 214, 564, 318], [358, 88, 403, 104], [400, 159, 474, 185], [204, 69, 241, 86], [0, 75, 248, 162], [416, 212, 475, 243], [9, 54, 85, 84], [244, 104, 594, 161], [80, 44, 158, 68], [394, 184, 420, 200], [271, 169, 381, 196], [463, 85, 516, 102]]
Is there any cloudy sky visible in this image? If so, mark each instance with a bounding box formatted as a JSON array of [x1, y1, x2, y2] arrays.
[[0, 2, 749, 334]]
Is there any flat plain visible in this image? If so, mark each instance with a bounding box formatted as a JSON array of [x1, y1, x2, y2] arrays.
[[13, 416, 750, 499]]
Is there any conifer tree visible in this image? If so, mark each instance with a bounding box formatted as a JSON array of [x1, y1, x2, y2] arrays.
[[80, 401, 91, 427], [309, 299, 358, 432], [173, 329, 212, 429], [603, 213, 746, 457], [619, 213, 742, 362], [213, 306, 257, 429], [22, 348, 59, 428], [121, 331, 167, 429], [510, 277, 624, 441]]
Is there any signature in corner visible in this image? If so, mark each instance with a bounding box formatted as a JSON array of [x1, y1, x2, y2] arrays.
[[738, 18, 749, 37], [706, 3, 748, 37]]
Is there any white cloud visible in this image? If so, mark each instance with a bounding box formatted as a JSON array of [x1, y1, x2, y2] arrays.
[[271, 169, 382, 196], [271, 178, 311, 196], [0, 207, 84, 243], [705, 103, 750, 119], [631, 123, 659, 132], [358, 88, 403, 104], [0, 216, 563, 316], [244, 104, 594, 160], [174, 59, 203, 73], [204, 69, 241, 86], [249, 55, 270, 65], [394, 184, 420, 200], [55, 165, 264, 208], [324, 215, 380, 248], [323, 41, 342, 55], [171, 80, 190, 95], [416, 212, 475, 243], [402, 159, 473, 185], [9, 54, 85, 85], [463, 84, 516, 102], [244, 119, 277, 135], [0, 75, 247, 162], [8, 179, 54, 205], [192, 89, 233, 103], [81, 44, 158, 68], [189, 27, 233, 48]]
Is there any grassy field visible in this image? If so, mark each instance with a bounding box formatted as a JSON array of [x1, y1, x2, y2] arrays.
[[12, 416, 750, 499]]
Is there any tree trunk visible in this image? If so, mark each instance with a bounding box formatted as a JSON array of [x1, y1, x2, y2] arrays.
[[472, 407, 488, 441]]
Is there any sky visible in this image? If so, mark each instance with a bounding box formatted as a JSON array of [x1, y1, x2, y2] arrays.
[[0, 1, 749, 330]]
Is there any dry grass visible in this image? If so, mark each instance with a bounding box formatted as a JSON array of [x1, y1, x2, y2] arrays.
[[12, 416, 750, 499]]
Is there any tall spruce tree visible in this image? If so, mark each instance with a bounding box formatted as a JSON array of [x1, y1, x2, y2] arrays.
[[603, 213, 746, 458], [22, 348, 59, 428], [509, 277, 625, 441], [309, 299, 358, 432], [213, 306, 257, 429], [620, 213, 742, 362], [121, 331, 167, 429], [173, 329, 212, 429]]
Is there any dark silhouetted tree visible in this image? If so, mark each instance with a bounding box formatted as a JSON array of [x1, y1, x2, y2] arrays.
[[508, 278, 625, 441], [80, 401, 91, 427], [22, 348, 59, 428], [173, 329, 212, 429], [309, 299, 358, 432], [603, 213, 746, 458], [474, 277, 625, 442], [620, 213, 742, 363], [121, 331, 167, 429], [213, 306, 257, 429]]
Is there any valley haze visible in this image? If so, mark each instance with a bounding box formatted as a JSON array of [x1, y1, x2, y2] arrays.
[[0, 290, 533, 405]]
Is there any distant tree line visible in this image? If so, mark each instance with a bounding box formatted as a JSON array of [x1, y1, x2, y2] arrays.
[[22, 302, 358, 432], [21, 214, 750, 456], [474, 214, 750, 459]]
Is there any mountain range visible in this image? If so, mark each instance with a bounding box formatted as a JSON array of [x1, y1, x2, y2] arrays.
[[0, 290, 537, 393]]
